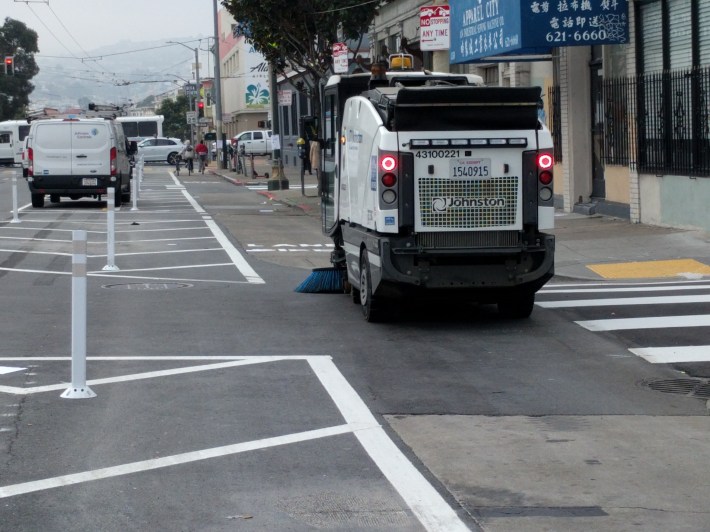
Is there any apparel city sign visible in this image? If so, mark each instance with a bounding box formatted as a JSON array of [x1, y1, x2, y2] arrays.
[[449, 0, 629, 63]]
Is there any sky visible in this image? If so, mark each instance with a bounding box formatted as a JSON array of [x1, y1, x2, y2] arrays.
[[3, 0, 217, 57]]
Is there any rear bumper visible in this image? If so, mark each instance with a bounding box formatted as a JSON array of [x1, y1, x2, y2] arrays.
[[28, 174, 123, 194], [342, 225, 555, 300]]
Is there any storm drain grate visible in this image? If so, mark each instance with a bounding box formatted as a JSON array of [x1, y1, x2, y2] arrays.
[[640, 377, 710, 399], [101, 282, 193, 290]]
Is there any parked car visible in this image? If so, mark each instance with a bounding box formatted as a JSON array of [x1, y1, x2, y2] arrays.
[[26, 117, 134, 208], [232, 130, 272, 156], [136, 137, 184, 164]]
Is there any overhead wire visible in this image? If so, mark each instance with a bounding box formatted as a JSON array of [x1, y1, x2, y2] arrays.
[[23, 2, 117, 84]]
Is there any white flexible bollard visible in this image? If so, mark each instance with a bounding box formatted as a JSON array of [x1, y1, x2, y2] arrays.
[[139, 155, 144, 191], [11, 169, 20, 224], [131, 161, 139, 210], [103, 188, 119, 271], [61, 230, 96, 399]]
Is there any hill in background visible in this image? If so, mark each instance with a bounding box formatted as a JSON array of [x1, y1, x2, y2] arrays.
[[31, 37, 211, 111]]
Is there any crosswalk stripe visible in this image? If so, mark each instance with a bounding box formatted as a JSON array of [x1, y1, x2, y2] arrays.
[[629, 346, 710, 363], [576, 314, 710, 331], [537, 294, 710, 308], [539, 283, 710, 295]]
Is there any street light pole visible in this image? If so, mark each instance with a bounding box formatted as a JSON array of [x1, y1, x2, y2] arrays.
[[168, 40, 201, 145]]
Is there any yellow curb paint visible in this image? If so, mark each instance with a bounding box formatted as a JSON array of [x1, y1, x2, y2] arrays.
[[587, 259, 710, 279]]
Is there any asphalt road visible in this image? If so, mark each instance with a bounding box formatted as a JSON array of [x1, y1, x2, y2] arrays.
[[0, 164, 708, 531]]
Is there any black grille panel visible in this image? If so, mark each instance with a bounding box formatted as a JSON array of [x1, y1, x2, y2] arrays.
[[415, 231, 520, 249]]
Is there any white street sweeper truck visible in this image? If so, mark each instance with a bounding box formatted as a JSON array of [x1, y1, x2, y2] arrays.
[[317, 55, 555, 321]]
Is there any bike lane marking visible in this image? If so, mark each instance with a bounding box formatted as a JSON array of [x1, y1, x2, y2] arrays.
[[0, 355, 471, 531]]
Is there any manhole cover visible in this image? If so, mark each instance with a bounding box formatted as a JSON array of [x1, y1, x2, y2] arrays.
[[102, 282, 192, 290], [640, 377, 710, 399]]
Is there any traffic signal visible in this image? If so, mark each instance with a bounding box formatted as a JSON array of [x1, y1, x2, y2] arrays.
[[197, 101, 204, 118], [4, 56, 14, 75]]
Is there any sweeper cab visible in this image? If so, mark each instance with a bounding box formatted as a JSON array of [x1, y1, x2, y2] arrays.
[[318, 55, 555, 321]]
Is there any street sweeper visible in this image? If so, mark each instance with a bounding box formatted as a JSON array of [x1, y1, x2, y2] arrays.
[[300, 54, 555, 322]]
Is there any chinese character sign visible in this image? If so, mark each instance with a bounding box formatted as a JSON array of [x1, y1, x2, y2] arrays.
[[420, 5, 451, 51], [450, 0, 628, 63]]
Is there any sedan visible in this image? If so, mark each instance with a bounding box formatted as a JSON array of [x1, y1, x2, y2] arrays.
[[136, 137, 184, 164]]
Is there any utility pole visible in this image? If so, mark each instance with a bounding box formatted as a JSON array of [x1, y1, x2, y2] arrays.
[[194, 46, 200, 144], [267, 63, 288, 190], [213, 0, 227, 169]]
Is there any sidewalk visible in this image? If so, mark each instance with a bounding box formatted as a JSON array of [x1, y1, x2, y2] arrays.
[[209, 160, 710, 282]]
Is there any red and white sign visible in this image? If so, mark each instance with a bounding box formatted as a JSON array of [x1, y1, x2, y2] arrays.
[[332, 42, 349, 74], [278, 89, 293, 106], [420, 5, 450, 51]]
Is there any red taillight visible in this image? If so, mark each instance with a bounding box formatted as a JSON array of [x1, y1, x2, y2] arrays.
[[537, 153, 553, 169], [110, 146, 117, 175], [381, 172, 397, 187], [380, 155, 397, 172], [27, 147, 33, 176]]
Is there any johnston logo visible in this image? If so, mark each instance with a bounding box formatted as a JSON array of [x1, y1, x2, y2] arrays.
[[431, 197, 506, 212]]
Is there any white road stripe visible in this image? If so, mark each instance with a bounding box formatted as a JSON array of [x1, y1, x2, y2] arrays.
[[576, 314, 710, 331], [204, 219, 263, 284], [0, 425, 355, 499], [0, 354, 466, 531], [0, 366, 25, 375], [0, 359, 278, 395], [539, 284, 710, 294], [89, 263, 234, 274], [309, 357, 470, 532], [537, 294, 710, 308], [629, 346, 710, 363]]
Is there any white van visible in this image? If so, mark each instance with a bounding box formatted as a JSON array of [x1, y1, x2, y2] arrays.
[[0, 120, 32, 167], [233, 129, 272, 155], [26, 118, 134, 208], [0, 130, 13, 165]]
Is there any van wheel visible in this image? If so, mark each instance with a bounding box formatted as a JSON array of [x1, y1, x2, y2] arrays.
[[121, 184, 131, 203], [498, 291, 535, 319], [167, 152, 178, 165], [359, 252, 384, 322], [31, 194, 44, 208], [49, 194, 60, 204]]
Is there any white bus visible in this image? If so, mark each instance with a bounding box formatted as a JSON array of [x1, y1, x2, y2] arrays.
[[0, 120, 32, 166], [116, 115, 164, 142]]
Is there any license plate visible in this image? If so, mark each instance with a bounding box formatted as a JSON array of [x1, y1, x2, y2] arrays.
[[450, 158, 491, 179], [82, 178, 98, 186]]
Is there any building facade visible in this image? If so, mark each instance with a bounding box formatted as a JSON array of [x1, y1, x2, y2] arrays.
[[215, 9, 270, 140], [369, 0, 710, 231]]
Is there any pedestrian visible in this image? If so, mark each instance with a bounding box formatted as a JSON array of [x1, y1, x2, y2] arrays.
[[310, 138, 321, 194], [195, 138, 209, 173], [297, 137, 311, 175], [179, 140, 195, 174], [228, 142, 236, 171]]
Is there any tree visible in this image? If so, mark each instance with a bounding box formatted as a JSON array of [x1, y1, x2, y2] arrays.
[[0, 18, 39, 121], [157, 94, 190, 140], [222, 0, 382, 120]]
